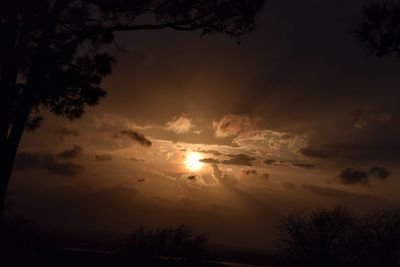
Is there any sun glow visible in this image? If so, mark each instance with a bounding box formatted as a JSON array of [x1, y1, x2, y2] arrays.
[[185, 152, 204, 171]]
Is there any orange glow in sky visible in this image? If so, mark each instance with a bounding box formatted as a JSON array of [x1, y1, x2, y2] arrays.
[[185, 152, 204, 171]]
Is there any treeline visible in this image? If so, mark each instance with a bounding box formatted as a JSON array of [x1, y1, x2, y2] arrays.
[[1, 206, 400, 266], [278, 205, 400, 267]]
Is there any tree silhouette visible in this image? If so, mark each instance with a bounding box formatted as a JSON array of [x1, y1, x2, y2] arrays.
[[125, 225, 208, 263], [0, 0, 265, 220], [355, 0, 400, 57], [278, 205, 400, 267]]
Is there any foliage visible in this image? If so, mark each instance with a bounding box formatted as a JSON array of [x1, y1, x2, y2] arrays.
[[1, 0, 265, 125], [355, 0, 400, 57], [125, 225, 208, 262], [278, 205, 400, 267]]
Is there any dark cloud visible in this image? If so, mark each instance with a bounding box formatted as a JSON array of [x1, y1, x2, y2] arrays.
[[264, 159, 291, 166], [264, 159, 276, 165], [15, 153, 83, 176], [197, 149, 223, 156], [300, 147, 333, 158], [200, 153, 256, 166], [264, 159, 315, 169], [301, 142, 400, 161], [95, 154, 113, 161], [181, 173, 203, 184], [292, 163, 316, 169], [213, 114, 256, 138], [120, 130, 152, 147], [334, 166, 391, 186], [243, 169, 258, 175], [187, 175, 197, 180], [58, 144, 82, 160], [369, 166, 391, 180], [137, 178, 146, 183], [282, 182, 297, 190], [223, 154, 256, 166], [131, 157, 145, 162], [336, 168, 370, 186], [56, 127, 79, 138], [200, 158, 220, 164], [351, 109, 392, 129], [301, 184, 377, 200], [242, 169, 269, 179]]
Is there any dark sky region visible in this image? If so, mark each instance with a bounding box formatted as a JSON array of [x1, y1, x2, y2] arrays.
[[10, 0, 400, 250]]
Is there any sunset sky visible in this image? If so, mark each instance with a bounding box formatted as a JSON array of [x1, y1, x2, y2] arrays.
[[9, 0, 400, 250]]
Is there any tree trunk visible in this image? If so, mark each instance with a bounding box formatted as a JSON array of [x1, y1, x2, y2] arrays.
[[0, 152, 14, 224], [0, 99, 31, 223]]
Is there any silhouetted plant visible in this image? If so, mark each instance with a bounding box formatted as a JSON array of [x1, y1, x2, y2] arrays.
[[0, 0, 266, 220], [351, 210, 400, 267], [278, 205, 400, 267], [125, 225, 208, 262], [355, 0, 400, 57]]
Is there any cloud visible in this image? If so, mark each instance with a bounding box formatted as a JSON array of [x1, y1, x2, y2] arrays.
[[334, 166, 391, 186], [369, 166, 391, 180], [352, 109, 392, 129], [292, 163, 316, 169], [213, 114, 256, 138], [264, 159, 315, 169], [336, 168, 370, 186], [211, 164, 223, 181], [58, 144, 82, 160], [242, 169, 269, 179], [56, 127, 79, 138], [243, 169, 258, 175], [264, 159, 290, 167], [282, 182, 298, 190], [232, 128, 308, 155], [301, 184, 377, 200], [120, 130, 152, 147], [301, 143, 400, 161], [197, 149, 223, 156], [180, 173, 211, 188], [131, 157, 145, 162], [262, 173, 270, 179], [15, 152, 83, 176], [95, 154, 113, 161], [186, 174, 198, 180], [201, 153, 256, 166], [300, 147, 333, 158], [223, 154, 256, 166], [200, 158, 220, 164], [166, 115, 195, 134]]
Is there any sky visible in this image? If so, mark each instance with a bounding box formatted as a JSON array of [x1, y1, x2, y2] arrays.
[[8, 0, 400, 250]]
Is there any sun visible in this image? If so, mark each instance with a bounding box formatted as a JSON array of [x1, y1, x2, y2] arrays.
[[185, 152, 204, 171]]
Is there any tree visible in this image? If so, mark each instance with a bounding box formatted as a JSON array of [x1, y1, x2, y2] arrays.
[[0, 0, 265, 220], [355, 0, 400, 57], [278, 205, 354, 267], [125, 225, 208, 263], [278, 205, 400, 267]]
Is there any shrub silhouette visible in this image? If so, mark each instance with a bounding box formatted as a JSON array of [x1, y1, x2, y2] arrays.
[[278, 205, 400, 267], [125, 225, 208, 263]]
